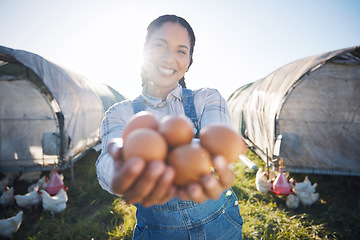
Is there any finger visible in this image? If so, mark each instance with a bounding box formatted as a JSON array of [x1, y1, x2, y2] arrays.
[[142, 186, 177, 207], [108, 138, 124, 161], [185, 183, 207, 203], [177, 188, 190, 200], [158, 186, 177, 205], [213, 155, 234, 189], [201, 174, 223, 200], [124, 161, 166, 204], [111, 157, 146, 195], [147, 185, 177, 207], [141, 166, 176, 207], [141, 167, 176, 206]]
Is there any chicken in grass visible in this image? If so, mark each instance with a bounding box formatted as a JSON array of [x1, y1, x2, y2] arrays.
[[255, 168, 273, 195], [15, 188, 42, 210], [0, 211, 23, 238], [293, 176, 317, 194], [286, 194, 300, 209], [27, 176, 49, 192], [40, 188, 68, 215], [0, 186, 14, 207], [293, 176, 319, 207], [0, 172, 20, 194], [296, 191, 319, 207]]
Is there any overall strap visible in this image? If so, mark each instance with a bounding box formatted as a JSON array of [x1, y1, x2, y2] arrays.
[[131, 88, 199, 137], [132, 95, 145, 114], [181, 88, 199, 138]]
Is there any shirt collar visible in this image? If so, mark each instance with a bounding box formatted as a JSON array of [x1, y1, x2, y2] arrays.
[[141, 84, 183, 107]]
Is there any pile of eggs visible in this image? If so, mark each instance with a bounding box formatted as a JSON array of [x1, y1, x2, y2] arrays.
[[121, 111, 247, 187]]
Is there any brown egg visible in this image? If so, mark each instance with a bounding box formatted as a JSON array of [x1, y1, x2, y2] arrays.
[[199, 123, 247, 163], [159, 115, 194, 148], [167, 143, 212, 187], [123, 128, 167, 162], [122, 111, 159, 141]]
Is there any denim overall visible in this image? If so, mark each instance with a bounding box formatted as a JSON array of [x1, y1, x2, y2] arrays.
[[131, 88, 243, 240]]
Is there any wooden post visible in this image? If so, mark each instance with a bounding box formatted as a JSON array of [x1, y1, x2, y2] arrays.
[[266, 148, 270, 180], [70, 157, 75, 187]]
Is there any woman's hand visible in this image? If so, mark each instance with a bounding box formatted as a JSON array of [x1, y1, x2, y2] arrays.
[[176, 155, 234, 203], [109, 139, 176, 207]]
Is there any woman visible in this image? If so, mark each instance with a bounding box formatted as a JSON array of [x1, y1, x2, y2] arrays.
[[96, 14, 243, 239]]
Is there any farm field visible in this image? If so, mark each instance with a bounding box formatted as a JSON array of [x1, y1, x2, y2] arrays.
[[1, 149, 360, 239]]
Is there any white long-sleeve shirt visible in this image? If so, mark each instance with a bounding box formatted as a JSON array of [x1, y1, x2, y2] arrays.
[[96, 84, 232, 195]]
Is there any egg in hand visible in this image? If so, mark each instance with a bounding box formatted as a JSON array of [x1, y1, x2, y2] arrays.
[[199, 123, 247, 163], [122, 111, 159, 141], [123, 128, 168, 162], [167, 143, 212, 187], [158, 115, 194, 148]]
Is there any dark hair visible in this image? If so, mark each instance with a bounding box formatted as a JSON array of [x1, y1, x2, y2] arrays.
[[141, 15, 196, 88]]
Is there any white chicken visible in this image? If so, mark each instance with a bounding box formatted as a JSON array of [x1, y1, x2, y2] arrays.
[[286, 194, 300, 209], [288, 178, 296, 190], [40, 188, 68, 215], [296, 191, 319, 207], [0, 186, 14, 207], [0, 172, 20, 194], [28, 176, 49, 192], [15, 188, 42, 210], [293, 176, 319, 207], [293, 176, 317, 194], [255, 168, 273, 194], [0, 211, 23, 238]]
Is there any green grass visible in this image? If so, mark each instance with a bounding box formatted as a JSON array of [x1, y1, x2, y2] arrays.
[[237, 150, 360, 239], [1, 149, 360, 239]]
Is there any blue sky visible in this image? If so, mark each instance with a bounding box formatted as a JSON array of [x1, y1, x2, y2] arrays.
[[1, 0, 359, 99]]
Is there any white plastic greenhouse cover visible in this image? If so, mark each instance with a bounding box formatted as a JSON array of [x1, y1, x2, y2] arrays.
[[0, 46, 126, 172], [228, 45, 360, 176]]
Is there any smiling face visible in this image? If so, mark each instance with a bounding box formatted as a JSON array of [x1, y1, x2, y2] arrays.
[[142, 21, 191, 98]]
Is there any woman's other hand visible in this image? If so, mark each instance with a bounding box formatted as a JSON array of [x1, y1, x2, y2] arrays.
[[108, 138, 176, 207]]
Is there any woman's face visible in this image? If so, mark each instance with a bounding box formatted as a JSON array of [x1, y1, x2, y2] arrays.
[[143, 22, 191, 91]]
